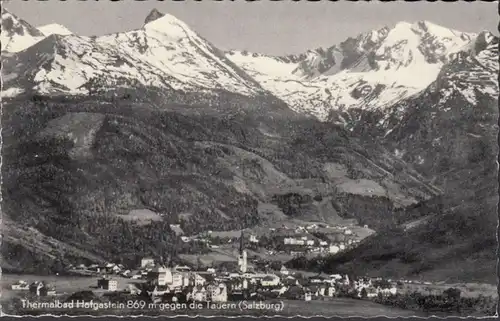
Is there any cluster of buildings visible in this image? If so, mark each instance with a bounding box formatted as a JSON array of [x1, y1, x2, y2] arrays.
[[281, 235, 359, 255], [119, 233, 397, 304], [11, 281, 56, 297]]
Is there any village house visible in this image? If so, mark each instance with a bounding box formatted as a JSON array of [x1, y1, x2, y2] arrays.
[[328, 245, 340, 254], [306, 224, 318, 230], [307, 285, 322, 297], [127, 284, 141, 295], [11, 280, 29, 290], [249, 235, 259, 243], [279, 266, 289, 275], [130, 270, 143, 279], [192, 273, 207, 286], [147, 265, 173, 286], [319, 241, 328, 246], [261, 275, 280, 287], [190, 285, 208, 302], [283, 275, 299, 286], [377, 286, 397, 296], [141, 257, 155, 268], [97, 277, 118, 291], [230, 277, 249, 290], [208, 283, 228, 302], [306, 240, 315, 246], [329, 274, 343, 281], [171, 272, 190, 288], [29, 282, 56, 297], [174, 265, 191, 273], [271, 285, 289, 297], [318, 285, 336, 297], [290, 251, 305, 257], [88, 264, 100, 273], [309, 275, 325, 284], [121, 269, 131, 277], [149, 285, 170, 297]]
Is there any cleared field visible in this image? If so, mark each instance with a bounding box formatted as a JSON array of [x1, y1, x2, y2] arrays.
[[117, 209, 163, 225], [399, 281, 497, 298], [278, 299, 426, 317], [7, 298, 427, 317]]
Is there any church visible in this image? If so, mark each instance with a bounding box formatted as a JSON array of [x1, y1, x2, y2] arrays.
[[237, 231, 248, 274]]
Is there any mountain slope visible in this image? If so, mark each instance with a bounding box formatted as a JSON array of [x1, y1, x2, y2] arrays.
[[38, 23, 73, 36], [1, 9, 269, 101], [226, 21, 476, 120], [2, 92, 440, 271], [315, 32, 499, 283], [1, 8, 45, 53]]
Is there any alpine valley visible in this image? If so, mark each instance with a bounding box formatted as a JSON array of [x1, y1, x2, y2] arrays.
[[1, 7, 498, 285]]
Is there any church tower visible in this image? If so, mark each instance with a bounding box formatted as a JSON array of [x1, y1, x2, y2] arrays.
[[237, 231, 247, 274]]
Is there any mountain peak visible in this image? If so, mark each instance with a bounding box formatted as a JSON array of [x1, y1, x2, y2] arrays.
[[1, 8, 45, 52], [144, 8, 165, 25], [38, 23, 73, 36], [143, 11, 194, 40]]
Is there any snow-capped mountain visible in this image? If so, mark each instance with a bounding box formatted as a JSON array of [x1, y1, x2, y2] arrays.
[[349, 31, 499, 186], [226, 21, 477, 120], [2, 8, 496, 125], [1, 8, 45, 53], [2, 9, 267, 99], [38, 23, 73, 36]]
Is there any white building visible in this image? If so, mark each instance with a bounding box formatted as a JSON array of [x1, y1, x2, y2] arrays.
[[280, 266, 289, 275], [329, 245, 340, 254], [173, 265, 191, 273], [193, 273, 207, 286], [190, 285, 208, 302], [306, 240, 315, 246], [261, 275, 280, 287], [319, 286, 336, 297], [147, 265, 173, 286], [208, 283, 228, 302], [330, 274, 342, 280], [172, 272, 190, 288], [11, 281, 29, 290], [141, 258, 155, 268], [249, 235, 259, 243], [344, 229, 353, 235]]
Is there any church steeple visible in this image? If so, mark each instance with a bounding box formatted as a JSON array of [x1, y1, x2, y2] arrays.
[[239, 231, 244, 254], [238, 231, 247, 274]]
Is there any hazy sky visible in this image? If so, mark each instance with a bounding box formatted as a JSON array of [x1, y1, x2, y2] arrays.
[[5, 0, 498, 55]]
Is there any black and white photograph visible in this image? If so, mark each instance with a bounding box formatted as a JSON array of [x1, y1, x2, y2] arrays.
[[1, 0, 498, 317]]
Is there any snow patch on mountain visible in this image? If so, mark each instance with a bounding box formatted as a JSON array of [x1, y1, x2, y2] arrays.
[[2, 10, 267, 98], [226, 21, 477, 120], [1, 9, 45, 53], [38, 23, 73, 36]]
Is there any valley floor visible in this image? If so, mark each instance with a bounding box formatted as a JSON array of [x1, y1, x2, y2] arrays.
[[2, 274, 494, 317]]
